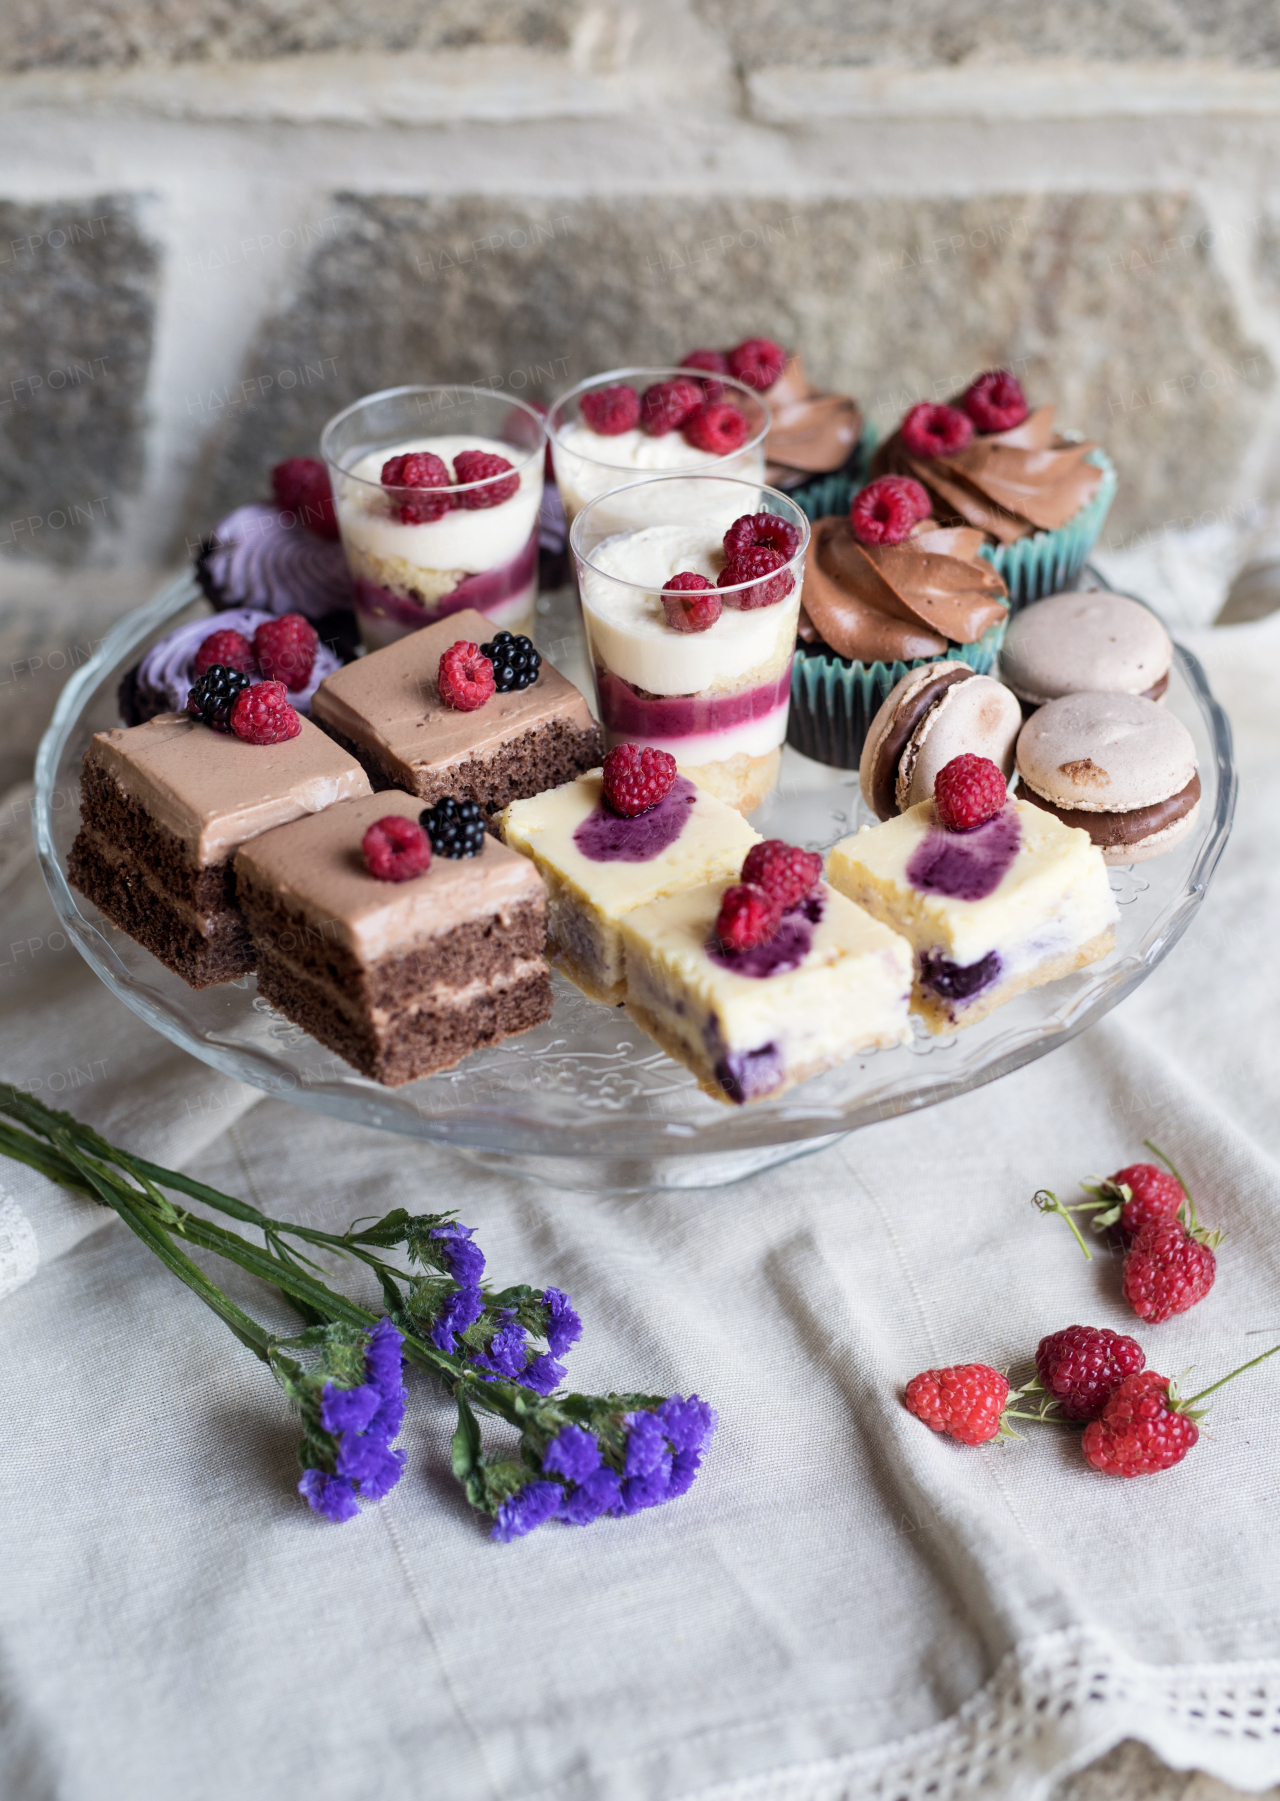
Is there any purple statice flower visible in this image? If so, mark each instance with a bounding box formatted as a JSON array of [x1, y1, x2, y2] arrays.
[[559, 1465, 621, 1525], [430, 1284, 484, 1355], [298, 1468, 360, 1523], [490, 1480, 562, 1543], [319, 1381, 381, 1435], [471, 1311, 529, 1382], [336, 1432, 406, 1500], [542, 1424, 601, 1484], [429, 1223, 485, 1287], [521, 1353, 566, 1396], [612, 1409, 673, 1515], [660, 1394, 718, 1499], [541, 1288, 582, 1359]]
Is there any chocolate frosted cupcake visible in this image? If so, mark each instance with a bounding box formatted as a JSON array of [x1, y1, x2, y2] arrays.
[[787, 476, 1009, 769], [196, 461, 357, 652], [680, 338, 866, 514], [873, 370, 1116, 607]]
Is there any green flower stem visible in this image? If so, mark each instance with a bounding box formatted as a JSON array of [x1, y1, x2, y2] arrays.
[[1182, 1342, 1280, 1410], [1031, 1189, 1094, 1260]]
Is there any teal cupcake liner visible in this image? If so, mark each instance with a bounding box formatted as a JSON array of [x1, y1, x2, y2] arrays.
[[786, 419, 879, 524], [978, 447, 1118, 610], [786, 614, 1008, 771]]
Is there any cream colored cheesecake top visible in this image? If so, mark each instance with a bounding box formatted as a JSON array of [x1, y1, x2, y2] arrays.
[[235, 790, 545, 963], [825, 797, 1115, 965], [86, 712, 371, 866], [310, 607, 595, 784], [499, 769, 759, 920]]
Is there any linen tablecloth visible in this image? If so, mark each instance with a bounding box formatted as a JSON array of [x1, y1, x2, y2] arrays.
[[1, 611, 1278, 1801]]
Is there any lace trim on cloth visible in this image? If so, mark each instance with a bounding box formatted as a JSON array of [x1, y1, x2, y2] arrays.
[[0, 1190, 39, 1301], [678, 1627, 1280, 1801]]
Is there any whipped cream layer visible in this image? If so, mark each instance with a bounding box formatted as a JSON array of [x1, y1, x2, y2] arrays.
[[556, 424, 766, 527], [826, 797, 1117, 974], [134, 608, 341, 719], [200, 504, 355, 622], [580, 524, 801, 696], [335, 434, 542, 575], [621, 880, 913, 1104]]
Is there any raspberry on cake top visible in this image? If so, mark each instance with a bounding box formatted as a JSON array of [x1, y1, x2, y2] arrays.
[[499, 745, 761, 1005], [234, 789, 551, 1087], [309, 606, 600, 817], [619, 840, 912, 1105], [825, 754, 1117, 1033]]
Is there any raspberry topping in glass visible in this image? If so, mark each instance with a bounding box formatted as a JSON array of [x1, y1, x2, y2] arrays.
[[723, 512, 800, 561], [900, 402, 974, 459], [661, 571, 721, 634], [849, 476, 932, 546], [680, 348, 729, 376], [580, 385, 640, 436], [718, 545, 793, 610], [453, 449, 519, 509], [381, 451, 454, 524], [683, 402, 749, 455], [961, 369, 1029, 434], [639, 378, 704, 437]]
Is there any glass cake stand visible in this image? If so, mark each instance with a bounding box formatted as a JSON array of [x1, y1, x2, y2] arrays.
[[34, 571, 1236, 1192]]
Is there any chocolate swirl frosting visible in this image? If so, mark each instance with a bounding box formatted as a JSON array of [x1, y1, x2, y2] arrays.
[[764, 355, 863, 485], [799, 516, 1009, 665], [873, 404, 1103, 544], [197, 503, 355, 621]]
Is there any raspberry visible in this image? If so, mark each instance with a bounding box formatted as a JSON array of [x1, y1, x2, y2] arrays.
[[726, 337, 787, 391], [722, 512, 801, 561], [421, 796, 486, 858], [229, 680, 301, 745], [362, 814, 432, 883], [1034, 1325, 1146, 1422], [478, 629, 541, 691], [961, 369, 1029, 434], [1081, 1371, 1197, 1476], [849, 476, 932, 546], [271, 457, 339, 539], [1084, 1163, 1186, 1244], [580, 385, 640, 436], [740, 840, 822, 910], [680, 348, 729, 376], [381, 451, 454, 524], [601, 743, 677, 817], [252, 613, 318, 692], [933, 754, 1008, 832], [718, 545, 793, 611], [187, 664, 251, 733], [900, 402, 974, 459], [192, 628, 254, 679], [453, 448, 519, 509], [904, 1363, 1010, 1447], [715, 882, 782, 953], [639, 378, 704, 437], [683, 402, 750, 455], [1123, 1219, 1216, 1324], [437, 641, 495, 712], [661, 572, 721, 634]]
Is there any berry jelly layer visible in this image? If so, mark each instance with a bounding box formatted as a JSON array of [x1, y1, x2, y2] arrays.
[[352, 527, 538, 649], [594, 666, 792, 763]]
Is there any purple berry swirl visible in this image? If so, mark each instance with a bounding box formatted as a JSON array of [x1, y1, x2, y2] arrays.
[[127, 608, 340, 722], [197, 503, 354, 621]]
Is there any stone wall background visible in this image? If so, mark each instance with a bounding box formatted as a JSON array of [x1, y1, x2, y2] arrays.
[[1, 0, 1279, 579]]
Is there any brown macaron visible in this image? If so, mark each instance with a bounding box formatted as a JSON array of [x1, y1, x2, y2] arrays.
[[859, 663, 1022, 820], [1016, 691, 1200, 864], [999, 589, 1173, 712]]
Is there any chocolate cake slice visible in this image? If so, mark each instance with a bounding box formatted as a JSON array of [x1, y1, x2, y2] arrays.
[[68, 713, 371, 988], [234, 791, 552, 1086], [309, 607, 600, 821]]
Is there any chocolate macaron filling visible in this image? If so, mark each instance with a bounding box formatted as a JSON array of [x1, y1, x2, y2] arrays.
[[1019, 771, 1201, 847], [868, 665, 972, 821]]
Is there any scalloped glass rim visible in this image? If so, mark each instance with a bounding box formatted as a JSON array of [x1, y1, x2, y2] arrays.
[[35, 571, 1236, 1179]]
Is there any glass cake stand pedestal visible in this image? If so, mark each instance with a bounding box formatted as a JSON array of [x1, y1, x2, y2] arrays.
[[35, 572, 1236, 1193]]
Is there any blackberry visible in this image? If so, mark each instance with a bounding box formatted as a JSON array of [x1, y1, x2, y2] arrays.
[[187, 663, 252, 733], [479, 630, 541, 692], [420, 796, 486, 858]]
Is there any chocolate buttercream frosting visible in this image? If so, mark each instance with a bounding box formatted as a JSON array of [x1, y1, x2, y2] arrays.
[[1020, 771, 1201, 847], [798, 515, 1009, 664], [873, 404, 1103, 543], [764, 355, 863, 485]]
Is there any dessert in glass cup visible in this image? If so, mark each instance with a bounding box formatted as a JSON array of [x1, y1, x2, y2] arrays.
[[548, 367, 769, 536], [571, 475, 809, 814], [321, 385, 545, 651]]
